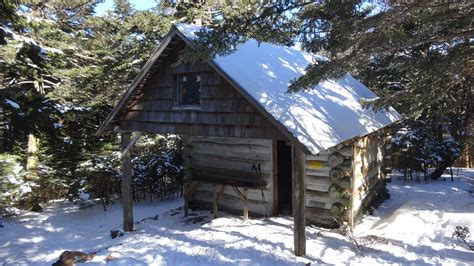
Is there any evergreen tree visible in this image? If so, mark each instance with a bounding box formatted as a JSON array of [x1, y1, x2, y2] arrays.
[[1, 0, 222, 208]]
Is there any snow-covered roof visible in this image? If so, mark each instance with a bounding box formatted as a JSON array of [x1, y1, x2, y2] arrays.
[[175, 24, 400, 154]]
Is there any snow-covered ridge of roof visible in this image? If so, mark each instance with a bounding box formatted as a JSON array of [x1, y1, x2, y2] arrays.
[[176, 24, 400, 154]]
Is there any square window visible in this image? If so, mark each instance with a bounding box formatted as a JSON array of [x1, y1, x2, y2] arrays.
[[176, 73, 201, 106]]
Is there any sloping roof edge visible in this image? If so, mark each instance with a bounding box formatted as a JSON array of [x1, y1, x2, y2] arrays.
[[95, 25, 309, 152], [173, 30, 310, 153], [95, 27, 180, 136]]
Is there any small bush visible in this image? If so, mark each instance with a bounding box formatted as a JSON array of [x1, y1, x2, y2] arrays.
[[0, 154, 36, 207], [452, 226, 473, 250]]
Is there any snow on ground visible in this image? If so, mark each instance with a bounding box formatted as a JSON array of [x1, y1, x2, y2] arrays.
[[1, 169, 473, 265]]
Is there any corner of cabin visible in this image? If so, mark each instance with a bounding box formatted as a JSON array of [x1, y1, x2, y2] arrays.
[[304, 126, 394, 228]]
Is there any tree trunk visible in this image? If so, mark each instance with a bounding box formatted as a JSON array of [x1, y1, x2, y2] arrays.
[[25, 133, 42, 212], [26, 133, 39, 181], [429, 158, 455, 180], [121, 132, 134, 232], [0, 106, 4, 153]]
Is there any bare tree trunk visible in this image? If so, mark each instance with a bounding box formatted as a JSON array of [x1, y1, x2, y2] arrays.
[[26, 133, 39, 181], [121, 133, 133, 232], [25, 133, 42, 211], [429, 158, 455, 180], [0, 106, 4, 153]]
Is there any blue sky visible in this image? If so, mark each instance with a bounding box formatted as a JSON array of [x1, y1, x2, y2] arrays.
[[95, 0, 156, 15]]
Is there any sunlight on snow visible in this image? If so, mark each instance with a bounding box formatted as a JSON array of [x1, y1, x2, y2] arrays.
[[1, 170, 473, 265]]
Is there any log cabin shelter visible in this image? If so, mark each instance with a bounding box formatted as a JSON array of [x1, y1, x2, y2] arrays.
[[96, 23, 400, 256]]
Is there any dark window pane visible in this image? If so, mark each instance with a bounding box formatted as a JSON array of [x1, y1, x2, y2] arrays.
[[179, 74, 201, 105]]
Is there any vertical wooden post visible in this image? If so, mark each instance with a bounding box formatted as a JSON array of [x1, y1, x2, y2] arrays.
[[271, 140, 279, 216], [184, 182, 189, 216], [292, 144, 306, 256], [121, 132, 134, 232], [243, 188, 249, 221], [213, 185, 218, 218]]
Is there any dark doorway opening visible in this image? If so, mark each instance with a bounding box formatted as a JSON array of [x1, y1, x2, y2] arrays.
[[277, 140, 292, 215]]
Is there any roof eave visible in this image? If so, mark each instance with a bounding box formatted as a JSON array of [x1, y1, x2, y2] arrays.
[[95, 26, 180, 136]]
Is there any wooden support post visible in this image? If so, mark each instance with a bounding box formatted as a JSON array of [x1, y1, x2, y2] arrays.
[[121, 132, 142, 159], [184, 182, 189, 217], [121, 132, 134, 232], [212, 185, 226, 219], [243, 189, 249, 221], [213, 185, 218, 218], [272, 140, 279, 216], [292, 144, 306, 256], [217, 185, 226, 201], [184, 181, 200, 217], [232, 186, 249, 221]]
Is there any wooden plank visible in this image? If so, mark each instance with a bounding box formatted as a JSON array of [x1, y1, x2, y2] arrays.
[[213, 185, 218, 218], [184, 181, 200, 198], [119, 121, 283, 139], [189, 136, 273, 146], [306, 146, 354, 161], [184, 182, 190, 216], [121, 133, 134, 231], [188, 152, 270, 163], [305, 168, 330, 177], [172, 61, 211, 74], [127, 98, 175, 111], [196, 183, 271, 201], [191, 191, 271, 215], [217, 185, 227, 201], [305, 206, 339, 226], [188, 156, 272, 175], [200, 71, 224, 86], [272, 140, 278, 215], [243, 189, 249, 221], [292, 144, 306, 256], [189, 167, 266, 184], [305, 175, 332, 192], [187, 144, 271, 158], [306, 190, 346, 209], [306, 154, 329, 162], [184, 181, 201, 216]]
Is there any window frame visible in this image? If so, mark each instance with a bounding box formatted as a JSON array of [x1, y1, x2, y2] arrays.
[[174, 73, 202, 109]]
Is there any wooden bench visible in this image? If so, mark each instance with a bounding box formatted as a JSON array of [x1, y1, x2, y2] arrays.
[[183, 177, 267, 220]]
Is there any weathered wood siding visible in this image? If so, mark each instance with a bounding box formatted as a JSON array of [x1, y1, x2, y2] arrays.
[[184, 136, 273, 215], [117, 40, 285, 140], [305, 142, 354, 226], [304, 128, 392, 227], [351, 128, 391, 225]]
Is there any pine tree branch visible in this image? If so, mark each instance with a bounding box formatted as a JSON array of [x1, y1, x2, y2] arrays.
[[377, 30, 474, 54]]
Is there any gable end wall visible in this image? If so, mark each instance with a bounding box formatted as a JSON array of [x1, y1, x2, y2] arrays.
[[116, 40, 285, 140]]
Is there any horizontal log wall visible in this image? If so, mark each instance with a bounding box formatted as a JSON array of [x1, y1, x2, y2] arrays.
[[305, 142, 354, 226], [117, 40, 285, 140], [184, 136, 273, 216], [351, 128, 392, 226]]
